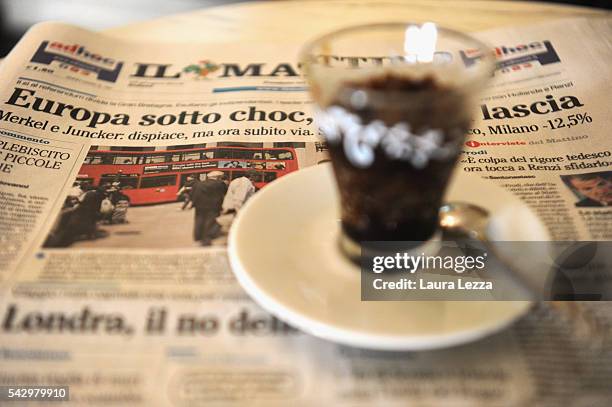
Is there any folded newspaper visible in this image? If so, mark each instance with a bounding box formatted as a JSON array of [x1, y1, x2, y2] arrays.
[[0, 17, 611, 405]]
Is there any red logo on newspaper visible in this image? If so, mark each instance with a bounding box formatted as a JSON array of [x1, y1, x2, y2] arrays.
[[30, 41, 123, 82], [460, 40, 560, 75], [466, 140, 527, 148]]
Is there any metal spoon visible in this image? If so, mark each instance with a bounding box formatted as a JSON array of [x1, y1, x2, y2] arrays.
[[438, 202, 609, 340], [439, 202, 543, 300], [439, 202, 490, 241]]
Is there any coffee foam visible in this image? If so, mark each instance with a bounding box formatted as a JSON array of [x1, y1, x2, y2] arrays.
[[316, 105, 459, 169]]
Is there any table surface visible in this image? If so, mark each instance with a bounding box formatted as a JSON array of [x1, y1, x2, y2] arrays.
[[105, 0, 609, 42]]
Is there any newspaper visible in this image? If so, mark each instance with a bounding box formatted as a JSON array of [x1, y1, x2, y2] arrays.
[[0, 17, 611, 405]]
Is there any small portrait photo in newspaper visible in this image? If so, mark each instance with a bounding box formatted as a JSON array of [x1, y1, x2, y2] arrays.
[[560, 170, 612, 208]]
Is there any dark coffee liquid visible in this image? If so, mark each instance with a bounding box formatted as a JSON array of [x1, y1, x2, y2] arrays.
[[327, 74, 470, 244]]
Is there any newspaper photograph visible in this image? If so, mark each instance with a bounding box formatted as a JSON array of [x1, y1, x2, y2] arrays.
[[43, 142, 325, 249], [0, 14, 610, 406]]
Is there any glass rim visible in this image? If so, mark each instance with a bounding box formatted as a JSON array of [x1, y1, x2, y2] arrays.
[[299, 21, 496, 93]]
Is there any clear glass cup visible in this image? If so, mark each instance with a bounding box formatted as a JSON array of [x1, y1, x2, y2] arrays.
[[299, 22, 495, 259]]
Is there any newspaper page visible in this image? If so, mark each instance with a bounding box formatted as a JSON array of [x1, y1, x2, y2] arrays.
[[0, 17, 610, 405], [469, 18, 612, 242]]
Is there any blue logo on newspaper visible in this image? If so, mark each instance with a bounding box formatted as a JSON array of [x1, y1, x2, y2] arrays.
[[460, 40, 560, 70], [30, 41, 123, 82]]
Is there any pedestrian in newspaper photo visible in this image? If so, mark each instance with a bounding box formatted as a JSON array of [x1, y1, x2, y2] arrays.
[[108, 182, 131, 224], [177, 175, 196, 210], [68, 180, 83, 202], [222, 170, 257, 213], [99, 186, 115, 224], [217, 170, 257, 231], [44, 186, 106, 247], [191, 171, 227, 246]]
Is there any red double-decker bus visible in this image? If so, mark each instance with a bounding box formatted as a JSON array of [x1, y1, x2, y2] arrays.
[[77, 146, 298, 205]]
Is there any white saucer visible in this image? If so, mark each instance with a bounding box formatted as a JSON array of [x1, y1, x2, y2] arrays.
[[228, 163, 548, 351]]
